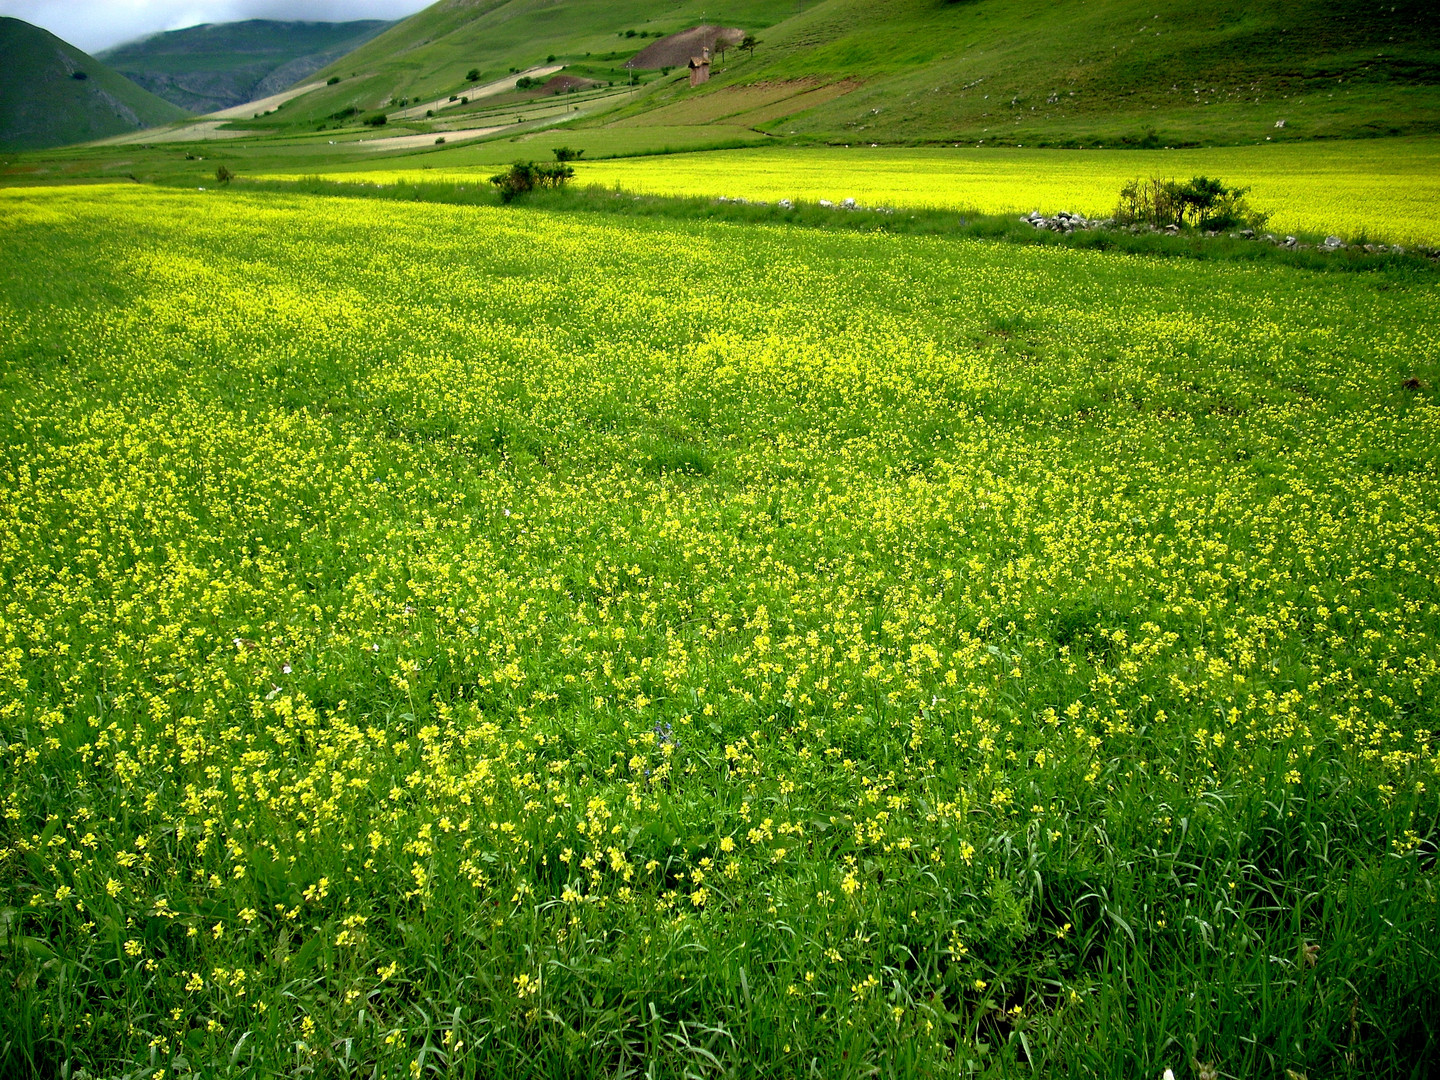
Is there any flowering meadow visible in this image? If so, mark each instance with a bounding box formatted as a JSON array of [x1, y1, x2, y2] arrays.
[[562, 139, 1440, 244], [1, 184, 1437, 1077]]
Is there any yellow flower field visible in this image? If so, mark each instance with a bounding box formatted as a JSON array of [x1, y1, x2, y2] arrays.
[[570, 140, 1440, 242], [1, 182, 1437, 1077]]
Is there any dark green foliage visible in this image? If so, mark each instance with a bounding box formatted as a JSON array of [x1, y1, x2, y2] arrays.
[[214, 164, 233, 184], [1116, 176, 1269, 231], [328, 105, 358, 120], [467, 68, 481, 81], [326, 75, 341, 85], [488, 160, 576, 202], [516, 75, 536, 89], [552, 146, 585, 161], [363, 112, 388, 126]]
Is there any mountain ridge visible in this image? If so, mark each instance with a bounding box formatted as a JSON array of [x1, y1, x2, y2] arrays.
[[0, 17, 189, 151], [99, 20, 394, 114]]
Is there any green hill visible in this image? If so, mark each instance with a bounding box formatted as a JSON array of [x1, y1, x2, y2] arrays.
[[0, 17, 189, 152], [251, 0, 1438, 148], [99, 20, 395, 115], [605, 0, 1440, 146], [256, 0, 787, 128]]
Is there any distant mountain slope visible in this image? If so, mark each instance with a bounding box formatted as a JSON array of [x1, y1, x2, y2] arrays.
[[0, 17, 188, 151], [267, 0, 781, 127], [99, 20, 394, 114], [136, 0, 1437, 150], [618, 0, 1440, 145]]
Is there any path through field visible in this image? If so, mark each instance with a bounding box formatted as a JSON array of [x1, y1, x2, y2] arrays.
[[357, 126, 507, 150], [391, 66, 564, 121], [206, 81, 327, 121]]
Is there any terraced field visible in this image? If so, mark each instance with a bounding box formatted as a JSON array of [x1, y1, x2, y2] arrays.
[[2, 183, 1437, 1078]]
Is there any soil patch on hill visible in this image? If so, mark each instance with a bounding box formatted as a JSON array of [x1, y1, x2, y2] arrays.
[[529, 75, 603, 97], [626, 26, 744, 70]]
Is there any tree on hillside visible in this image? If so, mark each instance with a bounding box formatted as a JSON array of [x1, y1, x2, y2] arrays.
[[741, 34, 760, 58]]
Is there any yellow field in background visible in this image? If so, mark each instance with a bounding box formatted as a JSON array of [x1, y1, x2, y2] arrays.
[[569, 139, 1440, 242], [320, 137, 1439, 244]]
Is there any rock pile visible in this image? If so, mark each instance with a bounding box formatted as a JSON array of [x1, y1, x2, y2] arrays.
[[1020, 210, 1110, 233]]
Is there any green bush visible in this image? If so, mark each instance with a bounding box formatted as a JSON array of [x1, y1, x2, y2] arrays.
[[1116, 176, 1268, 231], [552, 146, 585, 162], [489, 161, 576, 203], [214, 165, 233, 184], [363, 113, 388, 127], [516, 76, 536, 90], [326, 76, 340, 86], [466, 68, 481, 82]]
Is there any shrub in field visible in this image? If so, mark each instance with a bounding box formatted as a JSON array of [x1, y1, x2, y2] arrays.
[[489, 161, 575, 201], [364, 113, 388, 127], [1117, 176, 1269, 231], [516, 76, 536, 90], [552, 146, 585, 162], [214, 165, 233, 184]]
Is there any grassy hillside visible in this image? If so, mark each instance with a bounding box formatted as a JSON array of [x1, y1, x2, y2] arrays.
[[261, 0, 787, 129], [204, 0, 1439, 149], [0, 17, 188, 152], [99, 20, 394, 115], [606, 0, 1440, 146]]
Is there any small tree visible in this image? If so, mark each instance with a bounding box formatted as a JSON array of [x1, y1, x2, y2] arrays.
[[489, 161, 576, 202], [552, 146, 585, 162], [740, 34, 760, 57], [1115, 176, 1268, 231], [467, 68, 481, 81], [364, 112, 388, 127], [214, 165, 233, 184], [326, 75, 341, 85]]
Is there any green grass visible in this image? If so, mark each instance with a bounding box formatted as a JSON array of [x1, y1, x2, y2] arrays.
[[0, 17, 189, 151], [1, 182, 1437, 1078], [638, 0, 1440, 145], [209, 0, 1440, 150]]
